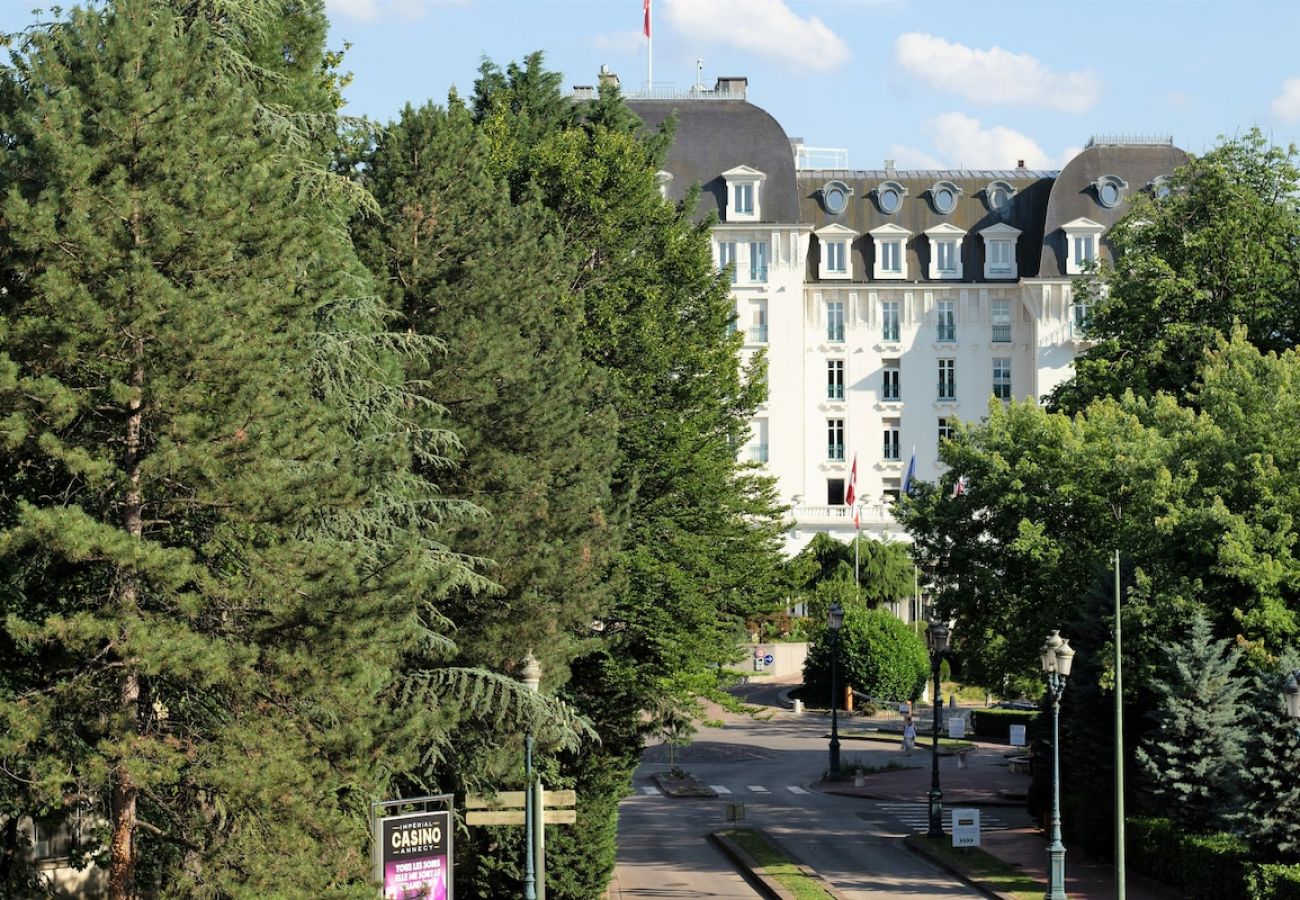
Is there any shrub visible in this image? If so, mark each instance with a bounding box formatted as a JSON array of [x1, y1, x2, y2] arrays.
[[968, 708, 1040, 741], [1245, 864, 1300, 900], [803, 604, 928, 706], [1129, 817, 1252, 900]]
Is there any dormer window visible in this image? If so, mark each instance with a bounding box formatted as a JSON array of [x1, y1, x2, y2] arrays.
[[929, 180, 963, 215], [815, 223, 857, 280], [1062, 217, 1105, 275], [821, 180, 852, 215], [870, 223, 910, 280], [722, 165, 766, 221], [1093, 174, 1128, 209], [925, 223, 966, 280], [979, 222, 1021, 279], [1148, 175, 1172, 199], [984, 180, 1016, 215], [874, 180, 907, 215]]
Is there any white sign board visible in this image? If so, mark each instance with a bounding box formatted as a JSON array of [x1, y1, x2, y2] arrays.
[[947, 717, 966, 739], [898, 702, 910, 714], [951, 808, 981, 848], [1009, 724, 1027, 747]]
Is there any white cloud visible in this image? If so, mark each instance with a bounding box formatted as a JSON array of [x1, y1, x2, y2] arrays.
[[1272, 78, 1300, 123], [662, 0, 849, 73], [897, 113, 1076, 170], [326, 0, 460, 23], [893, 32, 1100, 114]]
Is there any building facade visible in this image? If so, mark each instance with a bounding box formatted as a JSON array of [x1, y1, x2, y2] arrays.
[[623, 78, 1187, 554]]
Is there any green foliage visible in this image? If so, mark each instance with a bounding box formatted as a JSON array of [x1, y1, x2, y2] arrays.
[[803, 606, 928, 704], [1054, 129, 1300, 411], [967, 708, 1040, 741], [1136, 614, 1250, 831], [1129, 818, 1254, 900], [1245, 864, 1300, 900], [1240, 651, 1300, 864], [788, 533, 914, 606]]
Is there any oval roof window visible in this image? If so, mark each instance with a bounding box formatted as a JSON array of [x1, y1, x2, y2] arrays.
[[929, 180, 963, 215], [1094, 174, 1129, 209], [876, 180, 907, 214], [985, 180, 1016, 214], [822, 180, 852, 214]]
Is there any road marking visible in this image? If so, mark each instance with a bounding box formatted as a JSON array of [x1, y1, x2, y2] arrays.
[[786, 786, 809, 795], [746, 785, 770, 793], [640, 786, 661, 795], [874, 804, 1014, 832], [710, 785, 733, 794]]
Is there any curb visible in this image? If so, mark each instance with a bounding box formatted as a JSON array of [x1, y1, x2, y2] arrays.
[[902, 834, 1021, 900], [710, 829, 850, 900]]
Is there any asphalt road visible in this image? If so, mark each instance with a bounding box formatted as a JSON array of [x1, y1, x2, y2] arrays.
[[609, 679, 988, 899]]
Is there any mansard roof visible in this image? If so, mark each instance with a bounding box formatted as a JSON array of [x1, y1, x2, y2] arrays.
[[627, 98, 802, 224]]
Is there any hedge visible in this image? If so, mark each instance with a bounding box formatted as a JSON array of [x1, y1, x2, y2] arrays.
[[968, 707, 1040, 741], [1129, 817, 1300, 900]]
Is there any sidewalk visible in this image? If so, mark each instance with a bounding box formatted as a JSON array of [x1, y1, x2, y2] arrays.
[[815, 716, 1184, 900]]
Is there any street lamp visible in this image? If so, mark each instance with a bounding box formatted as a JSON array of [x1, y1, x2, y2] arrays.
[[521, 652, 541, 900], [1040, 631, 1076, 900], [1282, 669, 1300, 735], [926, 618, 950, 837], [828, 602, 844, 779]]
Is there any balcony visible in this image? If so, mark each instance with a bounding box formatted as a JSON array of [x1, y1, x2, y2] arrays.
[[991, 324, 1012, 343], [794, 503, 898, 528], [750, 444, 769, 463], [827, 443, 845, 462], [747, 326, 768, 344], [827, 384, 844, 401]]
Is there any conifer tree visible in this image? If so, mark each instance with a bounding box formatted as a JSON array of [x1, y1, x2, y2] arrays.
[[1135, 613, 1250, 831], [1240, 653, 1300, 863]]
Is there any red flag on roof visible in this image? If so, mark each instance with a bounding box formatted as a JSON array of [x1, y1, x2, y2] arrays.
[[644, 0, 651, 38]]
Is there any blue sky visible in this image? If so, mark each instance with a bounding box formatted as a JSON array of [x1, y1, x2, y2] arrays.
[[4, 1, 1299, 170]]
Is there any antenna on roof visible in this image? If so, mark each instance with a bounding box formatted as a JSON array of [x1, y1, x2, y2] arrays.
[[694, 58, 705, 92]]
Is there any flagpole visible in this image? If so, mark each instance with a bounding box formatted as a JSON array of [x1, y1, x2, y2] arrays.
[[646, 0, 652, 89]]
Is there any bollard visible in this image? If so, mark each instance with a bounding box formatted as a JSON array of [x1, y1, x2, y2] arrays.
[[792, 699, 804, 714]]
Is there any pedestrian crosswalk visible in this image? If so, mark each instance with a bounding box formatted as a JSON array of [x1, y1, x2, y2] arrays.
[[873, 803, 1015, 833]]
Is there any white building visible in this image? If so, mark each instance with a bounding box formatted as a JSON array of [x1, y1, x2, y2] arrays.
[[622, 77, 1187, 554]]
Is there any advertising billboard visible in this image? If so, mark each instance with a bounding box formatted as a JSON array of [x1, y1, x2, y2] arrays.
[[376, 808, 452, 900]]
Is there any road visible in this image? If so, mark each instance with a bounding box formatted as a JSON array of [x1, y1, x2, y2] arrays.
[[610, 679, 1000, 899]]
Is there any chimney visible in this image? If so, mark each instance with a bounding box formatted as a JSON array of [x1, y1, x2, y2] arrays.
[[598, 65, 619, 90], [885, 159, 896, 175], [572, 85, 595, 101], [714, 76, 748, 97], [1017, 159, 1026, 168]]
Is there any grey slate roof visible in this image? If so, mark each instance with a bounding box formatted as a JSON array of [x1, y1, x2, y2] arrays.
[[627, 99, 802, 224], [796, 169, 1056, 283], [1038, 141, 1189, 276]]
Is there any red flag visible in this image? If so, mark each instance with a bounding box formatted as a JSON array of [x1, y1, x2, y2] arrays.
[[846, 453, 858, 528], [643, 0, 651, 38]]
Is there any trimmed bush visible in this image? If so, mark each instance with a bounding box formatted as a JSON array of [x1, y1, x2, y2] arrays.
[[1245, 864, 1300, 900], [1129, 817, 1252, 900], [969, 707, 1040, 741], [803, 604, 928, 705]]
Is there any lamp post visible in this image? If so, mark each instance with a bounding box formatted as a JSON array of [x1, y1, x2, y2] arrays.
[[521, 652, 541, 900], [926, 618, 950, 838], [1282, 669, 1300, 735], [828, 602, 844, 779], [1040, 631, 1076, 900]]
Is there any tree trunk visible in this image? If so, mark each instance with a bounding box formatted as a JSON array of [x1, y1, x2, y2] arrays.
[[108, 352, 144, 900]]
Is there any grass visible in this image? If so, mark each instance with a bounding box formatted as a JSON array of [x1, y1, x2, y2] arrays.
[[908, 835, 1043, 900], [721, 828, 837, 900], [840, 729, 975, 753]]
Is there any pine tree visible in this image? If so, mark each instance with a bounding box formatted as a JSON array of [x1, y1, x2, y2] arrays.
[[0, 4, 507, 896], [1135, 613, 1250, 831], [1240, 653, 1300, 863]]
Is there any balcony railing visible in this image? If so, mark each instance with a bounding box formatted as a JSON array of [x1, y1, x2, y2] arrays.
[[827, 324, 845, 342], [750, 266, 768, 283], [882, 324, 900, 342], [750, 444, 769, 463], [795, 504, 898, 527], [827, 384, 844, 400], [827, 443, 845, 461], [747, 326, 768, 343], [937, 326, 956, 342], [992, 324, 1012, 342]]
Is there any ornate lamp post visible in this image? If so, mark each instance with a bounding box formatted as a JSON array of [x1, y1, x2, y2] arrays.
[[1282, 669, 1300, 735], [828, 602, 844, 779], [1040, 631, 1076, 900], [521, 652, 541, 900], [926, 618, 950, 837]]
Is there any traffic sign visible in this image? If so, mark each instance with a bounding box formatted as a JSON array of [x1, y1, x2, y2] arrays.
[[763, 654, 774, 665]]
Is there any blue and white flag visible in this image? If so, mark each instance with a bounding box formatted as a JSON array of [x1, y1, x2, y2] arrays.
[[902, 447, 917, 496]]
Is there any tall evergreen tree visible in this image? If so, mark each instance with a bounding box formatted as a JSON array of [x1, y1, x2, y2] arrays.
[[1136, 613, 1250, 831], [1240, 652, 1300, 863]]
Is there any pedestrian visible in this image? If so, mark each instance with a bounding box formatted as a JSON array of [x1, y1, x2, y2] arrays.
[[902, 715, 916, 755]]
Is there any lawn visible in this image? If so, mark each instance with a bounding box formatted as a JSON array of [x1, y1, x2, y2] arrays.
[[720, 828, 837, 900], [907, 835, 1043, 900]]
